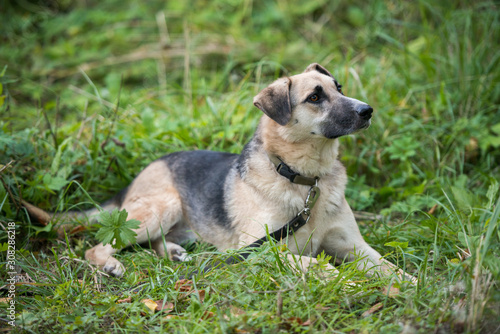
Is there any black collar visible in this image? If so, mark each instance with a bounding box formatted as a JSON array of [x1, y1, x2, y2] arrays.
[[267, 154, 318, 186]]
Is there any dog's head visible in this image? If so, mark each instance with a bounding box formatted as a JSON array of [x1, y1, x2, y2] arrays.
[[253, 63, 373, 140]]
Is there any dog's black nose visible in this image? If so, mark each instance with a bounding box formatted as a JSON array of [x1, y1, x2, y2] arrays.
[[356, 104, 373, 120]]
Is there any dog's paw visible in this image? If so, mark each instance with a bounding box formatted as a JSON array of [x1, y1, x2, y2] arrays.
[[171, 250, 192, 262], [102, 257, 126, 277], [165, 243, 192, 262]]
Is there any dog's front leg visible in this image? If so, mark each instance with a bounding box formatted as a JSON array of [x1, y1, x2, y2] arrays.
[[324, 239, 415, 282], [283, 254, 340, 279], [321, 199, 416, 282]]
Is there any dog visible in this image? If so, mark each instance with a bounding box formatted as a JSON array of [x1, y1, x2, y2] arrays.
[[25, 63, 409, 280]]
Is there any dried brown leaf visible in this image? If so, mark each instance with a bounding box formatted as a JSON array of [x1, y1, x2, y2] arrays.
[[69, 225, 87, 235], [302, 318, 315, 326], [174, 278, 190, 288], [361, 302, 383, 317], [174, 279, 193, 293], [201, 311, 215, 320], [154, 300, 175, 313], [197, 289, 206, 302], [117, 297, 132, 304]]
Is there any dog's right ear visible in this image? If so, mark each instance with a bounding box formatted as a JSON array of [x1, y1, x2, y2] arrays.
[[253, 78, 292, 126]]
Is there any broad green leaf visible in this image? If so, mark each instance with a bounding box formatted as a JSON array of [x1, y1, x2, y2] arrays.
[[457, 232, 481, 250], [43, 174, 69, 191], [0, 243, 8, 252], [450, 186, 477, 209], [95, 208, 141, 249], [32, 222, 54, 235], [491, 123, 500, 135]]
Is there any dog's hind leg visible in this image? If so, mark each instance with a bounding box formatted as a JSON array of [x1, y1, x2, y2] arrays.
[[85, 188, 184, 277], [151, 239, 192, 262], [85, 243, 124, 276]]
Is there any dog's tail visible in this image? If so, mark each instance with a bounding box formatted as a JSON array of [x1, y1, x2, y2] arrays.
[[22, 187, 128, 236]]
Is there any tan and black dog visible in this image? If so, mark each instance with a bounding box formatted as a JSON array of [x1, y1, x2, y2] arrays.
[[26, 63, 408, 280]]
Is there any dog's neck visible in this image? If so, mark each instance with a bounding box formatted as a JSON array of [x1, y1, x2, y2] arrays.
[[258, 117, 340, 177]]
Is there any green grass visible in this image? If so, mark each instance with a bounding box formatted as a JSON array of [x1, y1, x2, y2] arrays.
[[1, 0, 499, 332]]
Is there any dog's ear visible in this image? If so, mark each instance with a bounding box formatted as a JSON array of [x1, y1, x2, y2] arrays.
[[253, 78, 292, 126], [304, 63, 334, 78]]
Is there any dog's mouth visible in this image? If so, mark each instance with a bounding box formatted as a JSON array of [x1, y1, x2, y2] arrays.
[[361, 118, 372, 129], [351, 107, 373, 132], [322, 117, 372, 139]]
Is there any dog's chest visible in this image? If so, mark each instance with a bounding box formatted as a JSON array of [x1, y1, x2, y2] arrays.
[[228, 156, 348, 250], [285, 180, 345, 252], [257, 175, 345, 249]]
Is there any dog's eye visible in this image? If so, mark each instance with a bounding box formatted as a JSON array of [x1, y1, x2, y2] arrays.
[[309, 94, 320, 102], [337, 84, 343, 95]]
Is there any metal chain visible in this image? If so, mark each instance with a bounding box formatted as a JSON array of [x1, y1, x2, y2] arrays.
[[296, 178, 320, 225]]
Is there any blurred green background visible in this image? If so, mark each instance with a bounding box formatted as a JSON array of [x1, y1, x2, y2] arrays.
[[2, 0, 498, 211]]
